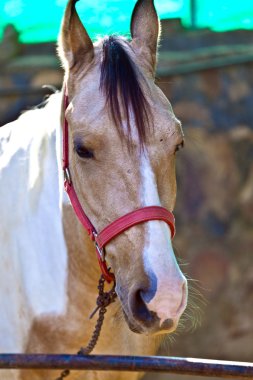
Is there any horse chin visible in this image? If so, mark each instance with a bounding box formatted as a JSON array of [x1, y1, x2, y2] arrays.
[[122, 308, 177, 336]]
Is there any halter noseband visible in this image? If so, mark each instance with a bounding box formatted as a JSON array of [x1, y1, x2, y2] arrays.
[[62, 92, 176, 283]]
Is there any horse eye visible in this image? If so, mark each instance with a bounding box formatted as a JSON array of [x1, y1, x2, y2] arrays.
[[175, 140, 185, 154], [75, 144, 94, 159]]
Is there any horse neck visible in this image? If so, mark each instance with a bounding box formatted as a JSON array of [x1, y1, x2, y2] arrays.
[[62, 203, 101, 302]]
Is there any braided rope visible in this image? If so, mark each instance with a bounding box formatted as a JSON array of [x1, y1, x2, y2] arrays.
[[55, 275, 117, 380]]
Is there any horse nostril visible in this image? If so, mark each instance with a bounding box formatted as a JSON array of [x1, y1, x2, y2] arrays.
[[129, 288, 156, 326]]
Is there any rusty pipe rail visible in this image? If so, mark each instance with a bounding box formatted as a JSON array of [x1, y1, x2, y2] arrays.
[[0, 354, 253, 377]]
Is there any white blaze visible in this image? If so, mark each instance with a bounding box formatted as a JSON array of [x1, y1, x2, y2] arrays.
[[140, 154, 186, 325]]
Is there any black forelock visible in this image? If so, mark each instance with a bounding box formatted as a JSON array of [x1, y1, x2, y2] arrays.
[[99, 36, 151, 146]]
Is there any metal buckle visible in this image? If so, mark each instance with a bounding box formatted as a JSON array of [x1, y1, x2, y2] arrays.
[[93, 232, 105, 262], [63, 167, 71, 184], [95, 243, 105, 262]]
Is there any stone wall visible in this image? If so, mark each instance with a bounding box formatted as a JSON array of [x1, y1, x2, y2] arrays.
[[1, 20, 253, 379], [0, 25, 62, 126]]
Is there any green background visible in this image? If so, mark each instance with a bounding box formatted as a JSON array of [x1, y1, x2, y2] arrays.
[[1, 0, 253, 43]]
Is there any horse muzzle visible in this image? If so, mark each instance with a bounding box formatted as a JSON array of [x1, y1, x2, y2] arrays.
[[117, 277, 188, 335]]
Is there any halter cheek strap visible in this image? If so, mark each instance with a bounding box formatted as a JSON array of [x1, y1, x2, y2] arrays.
[[62, 92, 176, 283]]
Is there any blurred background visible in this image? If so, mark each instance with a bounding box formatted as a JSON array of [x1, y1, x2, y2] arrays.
[[1, 1, 253, 379]]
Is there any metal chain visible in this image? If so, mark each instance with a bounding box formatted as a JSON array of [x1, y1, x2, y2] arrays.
[[55, 274, 117, 380]]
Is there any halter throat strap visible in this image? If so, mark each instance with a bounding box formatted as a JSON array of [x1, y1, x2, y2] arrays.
[[62, 92, 176, 283]]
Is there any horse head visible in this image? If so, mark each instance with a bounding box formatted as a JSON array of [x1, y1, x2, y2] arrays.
[[58, 0, 187, 335]]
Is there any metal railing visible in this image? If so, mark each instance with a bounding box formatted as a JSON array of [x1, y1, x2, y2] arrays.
[[0, 354, 253, 378]]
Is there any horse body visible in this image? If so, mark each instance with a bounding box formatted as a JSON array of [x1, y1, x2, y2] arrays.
[[0, 1, 188, 379]]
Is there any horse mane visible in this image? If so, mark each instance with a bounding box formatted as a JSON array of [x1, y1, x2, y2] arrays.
[[100, 36, 151, 146]]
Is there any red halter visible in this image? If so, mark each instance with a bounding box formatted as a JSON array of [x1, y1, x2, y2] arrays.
[[62, 92, 176, 283]]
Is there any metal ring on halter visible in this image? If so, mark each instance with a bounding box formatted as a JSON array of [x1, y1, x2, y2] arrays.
[[63, 167, 71, 184]]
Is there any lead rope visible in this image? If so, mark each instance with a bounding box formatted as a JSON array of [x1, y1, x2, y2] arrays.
[[55, 274, 117, 380]]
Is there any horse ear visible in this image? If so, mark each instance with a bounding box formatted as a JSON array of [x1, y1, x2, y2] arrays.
[[58, 0, 94, 70], [130, 0, 160, 75]]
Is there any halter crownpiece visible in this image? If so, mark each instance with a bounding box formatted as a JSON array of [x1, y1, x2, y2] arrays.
[[62, 91, 176, 283]]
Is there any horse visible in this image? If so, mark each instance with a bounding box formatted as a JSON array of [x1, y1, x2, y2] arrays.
[[0, 0, 188, 379]]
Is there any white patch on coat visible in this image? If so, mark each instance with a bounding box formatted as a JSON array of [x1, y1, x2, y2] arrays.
[[140, 154, 186, 325], [0, 93, 68, 358]]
